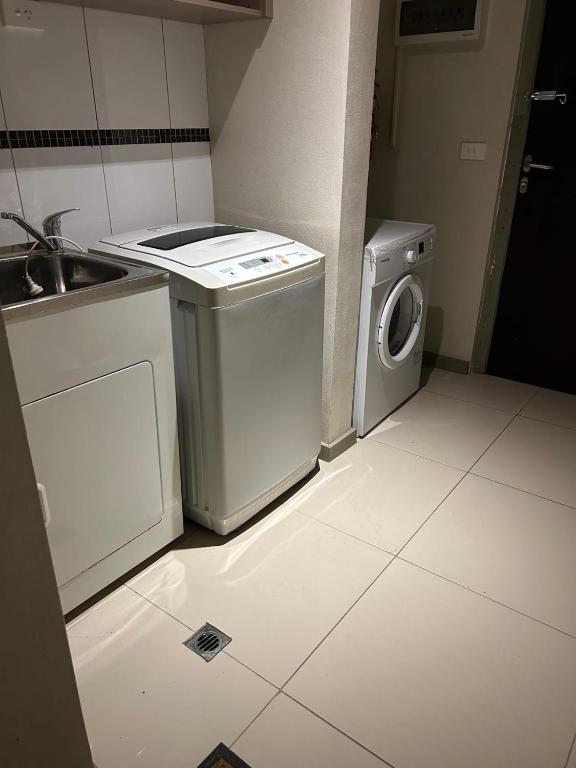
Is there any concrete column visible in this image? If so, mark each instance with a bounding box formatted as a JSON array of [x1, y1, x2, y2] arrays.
[[205, 0, 379, 456]]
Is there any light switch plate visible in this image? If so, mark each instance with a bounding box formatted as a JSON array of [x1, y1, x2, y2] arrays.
[[460, 142, 487, 161], [1, 0, 45, 30]]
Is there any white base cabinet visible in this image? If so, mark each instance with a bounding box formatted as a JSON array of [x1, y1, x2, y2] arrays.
[[6, 282, 183, 613]]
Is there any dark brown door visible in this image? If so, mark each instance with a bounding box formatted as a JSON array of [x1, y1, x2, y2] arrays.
[[488, 1, 575, 394]]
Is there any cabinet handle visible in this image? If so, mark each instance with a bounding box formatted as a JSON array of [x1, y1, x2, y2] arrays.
[[37, 483, 51, 527]]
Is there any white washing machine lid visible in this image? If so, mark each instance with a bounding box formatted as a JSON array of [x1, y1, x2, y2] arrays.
[[99, 222, 292, 268], [91, 222, 325, 308], [365, 219, 435, 259]]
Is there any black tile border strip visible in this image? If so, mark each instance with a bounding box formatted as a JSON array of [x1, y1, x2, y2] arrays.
[[0, 127, 210, 149]]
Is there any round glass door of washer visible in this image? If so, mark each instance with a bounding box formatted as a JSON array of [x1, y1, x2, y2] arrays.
[[377, 274, 424, 369]]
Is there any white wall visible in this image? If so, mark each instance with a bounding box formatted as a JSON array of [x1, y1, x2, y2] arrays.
[[205, 0, 379, 447], [367, 0, 527, 365], [0, 2, 214, 248]]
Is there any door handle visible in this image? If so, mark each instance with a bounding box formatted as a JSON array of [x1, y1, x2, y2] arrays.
[[529, 90, 567, 105], [523, 154, 554, 172], [37, 483, 51, 527]]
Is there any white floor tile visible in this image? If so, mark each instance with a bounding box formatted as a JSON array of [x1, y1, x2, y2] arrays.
[[402, 474, 576, 635], [369, 390, 511, 470], [67, 587, 275, 768], [522, 388, 576, 431], [235, 694, 383, 768], [128, 507, 390, 686], [286, 559, 576, 768], [423, 369, 537, 413], [102, 144, 177, 234], [295, 440, 463, 553], [473, 417, 576, 508]]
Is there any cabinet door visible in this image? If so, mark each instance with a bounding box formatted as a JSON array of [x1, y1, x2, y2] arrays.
[[23, 363, 163, 587]]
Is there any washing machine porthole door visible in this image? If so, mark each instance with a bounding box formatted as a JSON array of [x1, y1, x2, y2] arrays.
[[377, 275, 424, 369]]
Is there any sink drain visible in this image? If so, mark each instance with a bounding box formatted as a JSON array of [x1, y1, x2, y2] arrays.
[[184, 623, 231, 662]]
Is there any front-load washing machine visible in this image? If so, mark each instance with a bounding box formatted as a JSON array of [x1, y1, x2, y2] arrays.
[[91, 223, 325, 535], [354, 219, 435, 437]]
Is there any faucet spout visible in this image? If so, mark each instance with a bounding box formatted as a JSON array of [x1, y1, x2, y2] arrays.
[[1, 211, 58, 252]]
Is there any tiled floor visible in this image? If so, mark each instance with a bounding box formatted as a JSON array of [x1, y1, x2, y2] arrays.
[[67, 371, 576, 768]]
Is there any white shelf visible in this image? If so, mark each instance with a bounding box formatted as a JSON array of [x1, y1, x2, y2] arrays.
[[52, 0, 272, 24]]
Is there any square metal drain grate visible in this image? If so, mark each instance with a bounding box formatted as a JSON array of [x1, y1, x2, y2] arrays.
[[184, 623, 231, 662]]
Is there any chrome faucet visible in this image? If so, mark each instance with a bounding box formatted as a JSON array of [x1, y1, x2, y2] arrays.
[[43, 208, 80, 241], [1, 211, 58, 252]]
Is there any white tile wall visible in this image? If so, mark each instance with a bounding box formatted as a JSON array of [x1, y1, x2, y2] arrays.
[[102, 145, 176, 234], [173, 143, 214, 222], [0, 3, 97, 130], [0, 104, 25, 246], [0, 6, 213, 248], [14, 148, 111, 245], [85, 9, 170, 130], [0, 151, 24, 245], [163, 20, 209, 128]]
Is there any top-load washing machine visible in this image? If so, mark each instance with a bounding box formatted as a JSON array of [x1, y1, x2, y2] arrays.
[[354, 219, 435, 437], [91, 223, 325, 535]]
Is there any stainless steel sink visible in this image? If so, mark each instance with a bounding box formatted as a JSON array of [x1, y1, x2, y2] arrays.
[[0, 248, 168, 319]]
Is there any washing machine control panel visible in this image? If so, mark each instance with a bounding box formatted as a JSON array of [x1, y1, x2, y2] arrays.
[[372, 234, 435, 284], [203, 246, 318, 286]]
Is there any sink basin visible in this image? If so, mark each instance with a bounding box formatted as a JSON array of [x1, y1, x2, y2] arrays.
[[0, 252, 127, 306], [0, 249, 167, 318]]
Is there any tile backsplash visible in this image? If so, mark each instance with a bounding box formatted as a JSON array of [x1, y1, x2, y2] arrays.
[[0, 2, 214, 247]]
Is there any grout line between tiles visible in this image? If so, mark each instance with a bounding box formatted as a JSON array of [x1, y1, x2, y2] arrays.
[[294, 463, 466, 558], [391, 407, 518, 560], [362, 402, 518, 479], [396, 557, 576, 641], [230, 691, 281, 749], [281, 692, 398, 768], [518, 385, 542, 413], [416, 387, 529, 416], [467, 471, 576, 512], [518, 412, 576, 434], [392, 472, 469, 559], [278, 556, 397, 691], [386, 402, 576, 640], [366, 436, 469, 471], [125, 583, 202, 635], [82, 7, 113, 237], [422, 384, 538, 415], [0, 88, 27, 231], [160, 18, 180, 224], [220, 648, 280, 689], [127, 582, 279, 689], [293, 506, 400, 555], [563, 727, 576, 768], [466, 411, 517, 474], [362, 429, 476, 471]]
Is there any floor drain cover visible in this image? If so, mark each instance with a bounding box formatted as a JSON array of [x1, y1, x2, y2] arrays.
[[184, 623, 231, 662], [197, 742, 251, 768]]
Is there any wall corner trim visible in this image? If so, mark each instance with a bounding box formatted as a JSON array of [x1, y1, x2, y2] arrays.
[[423, 351, 471, 375], [320, 427, 357, 463]]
